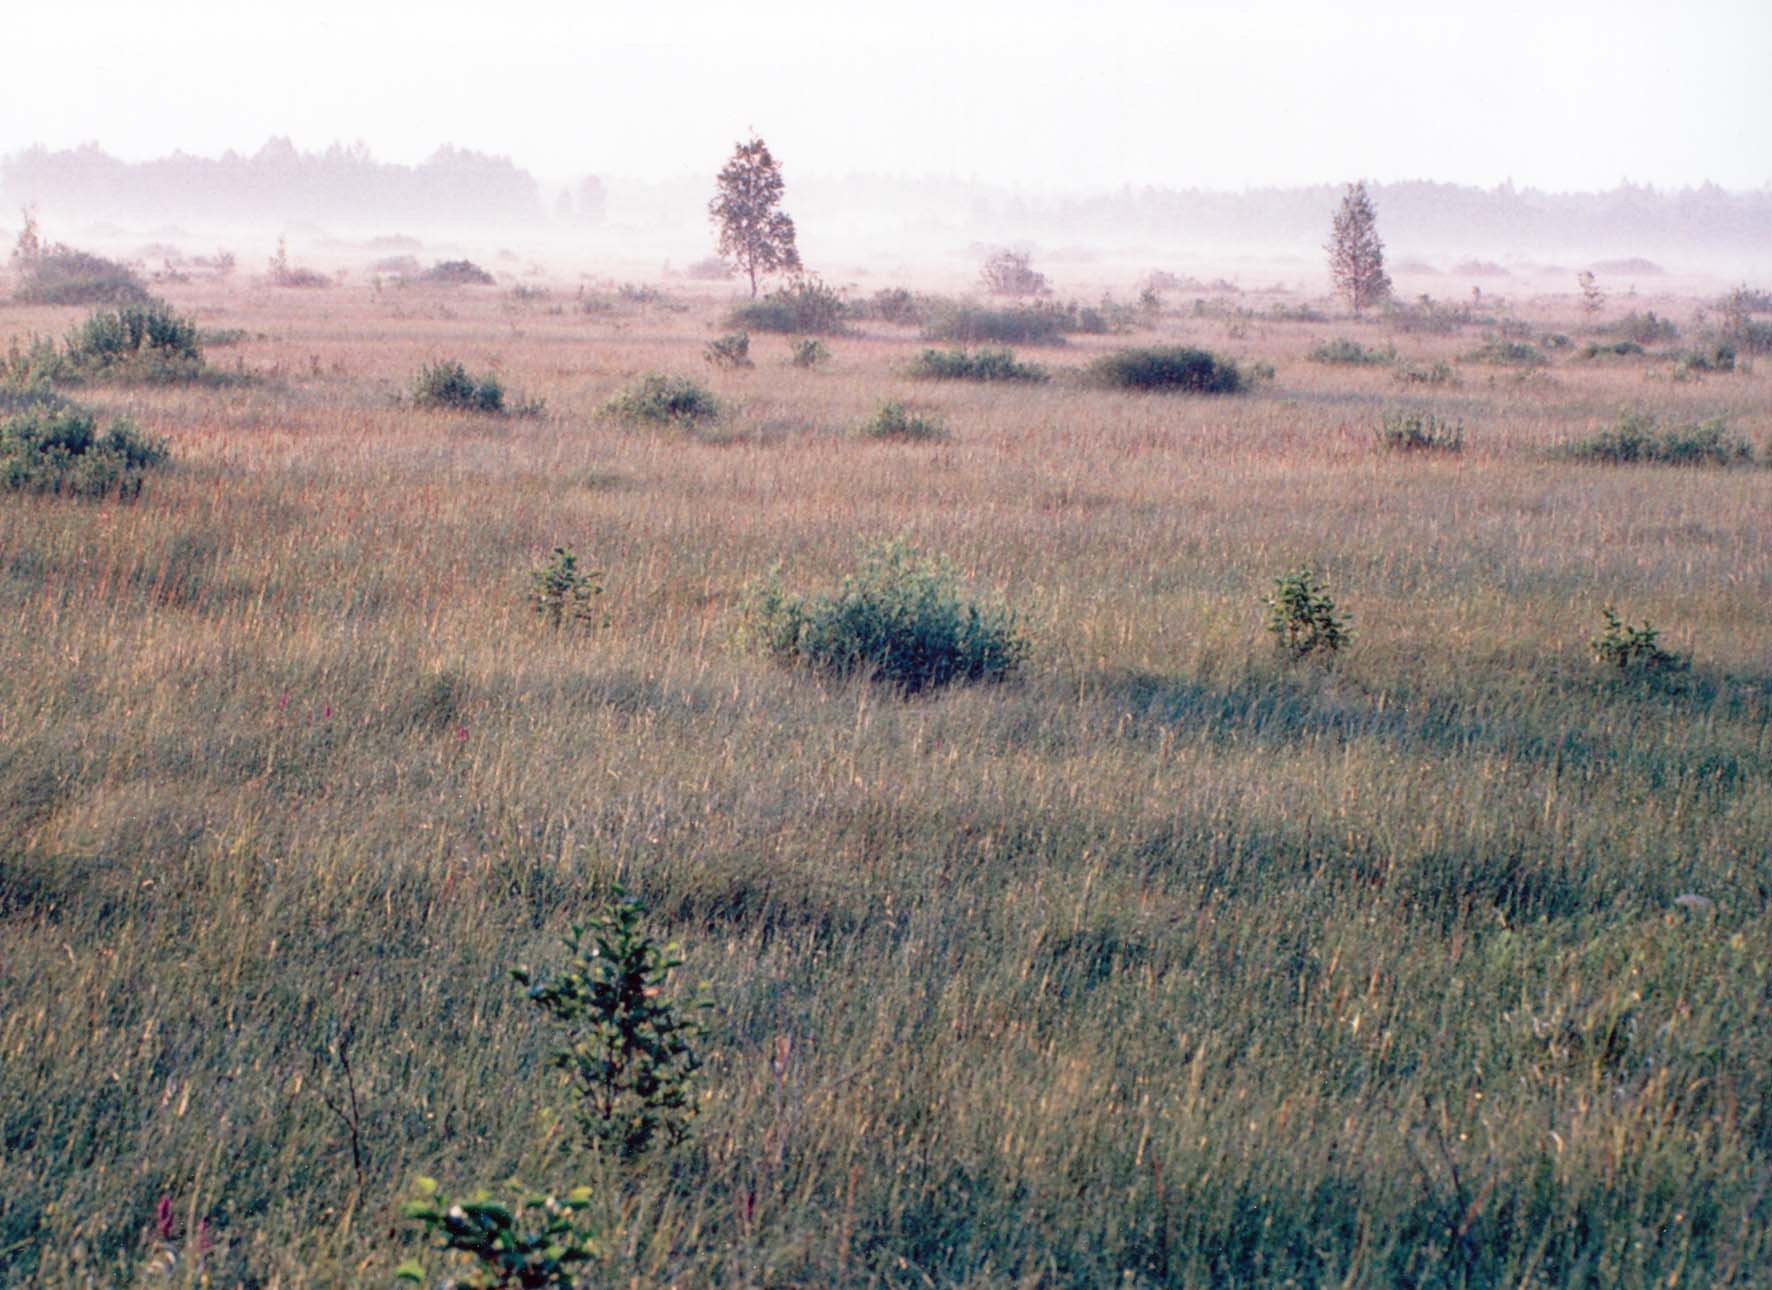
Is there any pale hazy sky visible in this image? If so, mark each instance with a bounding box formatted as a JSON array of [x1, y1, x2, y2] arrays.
[[6, 0, 1769, 191]]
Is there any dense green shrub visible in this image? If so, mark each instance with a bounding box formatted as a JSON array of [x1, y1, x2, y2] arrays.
[[66, 300, 201, 371], [727, 274, 847, 335], [703, 332, 753, 369], [1561, 410, 1752, 466], [604, 373, 718, 426], [1309, 337, 1395, 365], [858, 400, 945, 441], [920, 302, 1068, 346], [420, 259, 495, 286], [1463, 338, 1547, 366], [1377, 410, 1464, 453], [740, 537, 1026, 693], [411, 360, 504, 413], [1, 399, 168, 498], [1088, 346, 1243, 394], [906, 347, 1048, 383], [1265, 569, 1347, 659]]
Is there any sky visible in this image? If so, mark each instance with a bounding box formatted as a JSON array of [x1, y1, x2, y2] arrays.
[[6, 0, 1769, 192]]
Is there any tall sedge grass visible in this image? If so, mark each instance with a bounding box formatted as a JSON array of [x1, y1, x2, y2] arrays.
[[0, 276, 1768, 1285]]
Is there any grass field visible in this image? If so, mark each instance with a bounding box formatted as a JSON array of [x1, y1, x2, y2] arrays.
[[2, 266, 1770, 1286]]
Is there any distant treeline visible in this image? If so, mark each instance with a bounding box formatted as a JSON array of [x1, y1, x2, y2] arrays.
[[0, 139, 580, 229]]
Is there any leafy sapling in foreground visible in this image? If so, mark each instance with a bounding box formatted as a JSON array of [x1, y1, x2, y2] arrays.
[[397, 1177, 597, 1290], [1265, 569, 1348, 660], [513, 888, 706, 1160]]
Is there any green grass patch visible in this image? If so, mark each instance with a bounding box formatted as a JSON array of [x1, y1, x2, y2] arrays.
[[1088, 345, 1243, 393], [1561, 410, 1753, 465]]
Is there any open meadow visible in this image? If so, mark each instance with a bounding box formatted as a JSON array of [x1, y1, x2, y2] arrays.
[[3, 262, 1770, 1286]]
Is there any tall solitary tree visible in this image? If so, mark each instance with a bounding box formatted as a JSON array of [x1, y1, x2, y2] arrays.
[[1325, 181, 1392, 315], [708, 136, 801, 298]]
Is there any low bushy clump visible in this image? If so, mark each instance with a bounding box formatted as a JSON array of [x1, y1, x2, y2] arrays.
[[2, 300, 207, 386], [703, 332, 753, 369], [605, 373, 719, 426], [1674, 343, 1736, 375], [906, 347, 1048, 383], [860, 287, 920, 325], [1309, 337, 1395, 365], [1590, 605, 1689, 679], [12, 223, 149, 306], [1, 396, 168, 498], [920, 303, 1068, 346], [1393, 360, 1457, 386], [1561, 410, 1752, 466], [528, 546, 603, 630], [420, 259, 495, 286], [1464, 338, 1547, 366], [411, 360, 504, 413], [979, 250, 1052, 297], [727, 275, 847, 335], [1087, 346, 1243, 394], [858, 400, 945, 441], [739, 537, 1026, 693], [1578, 339, 1646, 360], [788, 338, 830, 368], [1599, 310, 1679, 344], [67, 300, 201, 372], [267, 238, 329, 288], [1377, 410, 1464, 453]]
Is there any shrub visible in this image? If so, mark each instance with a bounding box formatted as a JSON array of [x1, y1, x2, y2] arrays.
[[726, 274, 847, 335], [11, 215, 149, 305], [1, 399, 168, 499], [1578, 340, 1645, 360], [1265, 569, 1347, 660], [604, 373, 718, 426], [1377, 410, 1464, 453], [1393, 360, 1456, 386], [1088, 346, 1243, 394], [1675, 342, 1735, 374], [529, 547, 603, 630], [66, 300, 201, 372], [396, 1177, 597, 1290], [1599, 310, 1679, 344], [703, 332, 753, 369], [1590, 606, 1688, 679], [863, 287, 920, 325], [787, 337, 830, 368], [979, 250, 1052, 297], [1464, 338, 1546, 366], [1561, 410, 1752, 466], [920, 302, 1068, 346], [513, 887, 706, 1159], [858, 400, 945, 441], [739, 537, 1026, 693], [906, 347, 1048, 383], [266, 238, 329, 288], [411, 360, 504, 413], [1309, 337, 1395, 365], [420, 258, 495, 286]]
